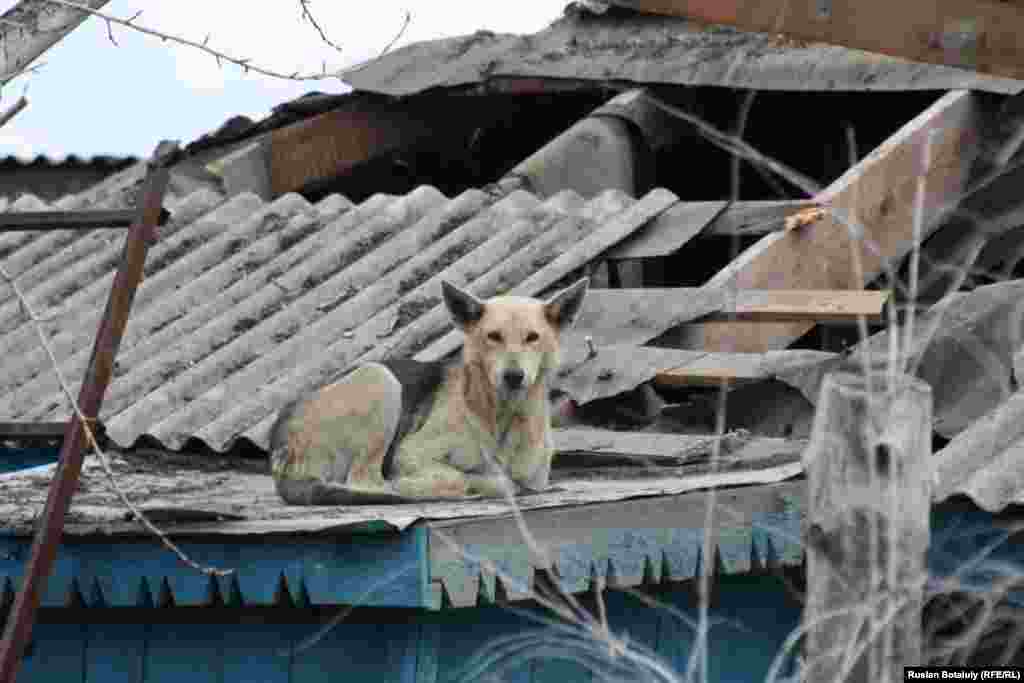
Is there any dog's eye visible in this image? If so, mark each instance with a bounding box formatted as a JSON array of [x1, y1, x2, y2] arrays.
[[525, 331, 539, 343], [487, 331, 503, 343]]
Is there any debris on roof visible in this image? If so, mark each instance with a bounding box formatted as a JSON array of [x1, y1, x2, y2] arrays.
[[340, 5, 1024, 96], [0, 431, 803, 536], [5, 3, 1024, 608], [0, 184, 676, 452]]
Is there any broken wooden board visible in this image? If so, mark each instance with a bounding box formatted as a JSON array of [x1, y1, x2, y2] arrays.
[[556, 339, 835, 403], [268, 99, 442, 196], [655, 349, 838, 388], [679, 90, 984, 353], [608, 200, 819, 260], [702, 288, 890, 323], [618, 0, 1024, 80], [582, 288, 889, 326]]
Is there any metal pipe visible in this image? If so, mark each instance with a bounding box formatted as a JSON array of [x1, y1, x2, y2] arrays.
[[0, 140, 178, 683]]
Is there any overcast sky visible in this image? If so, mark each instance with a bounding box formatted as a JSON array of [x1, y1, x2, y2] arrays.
[[0, 0, 562, 159]]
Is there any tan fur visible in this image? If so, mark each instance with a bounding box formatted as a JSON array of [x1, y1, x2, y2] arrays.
[[271, 278, 588, 504]]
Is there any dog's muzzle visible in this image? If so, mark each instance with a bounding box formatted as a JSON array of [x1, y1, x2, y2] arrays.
[[502, 367, 525, 391]]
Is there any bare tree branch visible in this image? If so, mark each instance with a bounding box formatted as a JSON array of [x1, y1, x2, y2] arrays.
[[38, 0, 412, 83], [40, 0, 339, 81], [0, 95, 28, 129], [298, 0, 343, 53]]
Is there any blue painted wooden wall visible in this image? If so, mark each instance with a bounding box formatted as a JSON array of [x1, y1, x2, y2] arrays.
[[0, 446, 59, 474], [16, 576, 802, 683]]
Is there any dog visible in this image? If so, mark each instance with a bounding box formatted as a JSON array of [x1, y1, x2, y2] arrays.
[[270, 277, 589, 504]]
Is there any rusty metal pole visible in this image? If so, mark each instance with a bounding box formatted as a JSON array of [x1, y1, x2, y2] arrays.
[[0, 140, 178, 683]]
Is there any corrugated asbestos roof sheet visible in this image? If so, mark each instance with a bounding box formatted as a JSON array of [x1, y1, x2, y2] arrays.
[[0, 154, 139, 169], [0, 184, 677, 452], [341, 8, 1024, 96]]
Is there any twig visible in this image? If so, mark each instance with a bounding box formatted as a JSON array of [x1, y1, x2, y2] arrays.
[[0, 95, 28, 129], [338, 10, 412, 77], [0, 263, 232, 577], [39, 0, 337, 81], [40, 0, 411, 83], [297, 0, 343, 53]]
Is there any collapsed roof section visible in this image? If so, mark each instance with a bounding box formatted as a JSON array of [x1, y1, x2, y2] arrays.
[[339, 4, 1024, 96]]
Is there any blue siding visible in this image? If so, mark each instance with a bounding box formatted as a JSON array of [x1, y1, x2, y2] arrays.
[[0, 447, 59, 474], [0, 528, 431, 609], [13, 578, 801, 683]]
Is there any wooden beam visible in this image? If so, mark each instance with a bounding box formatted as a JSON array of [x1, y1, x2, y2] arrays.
[[615, 0, 1024, 80], [703, 288, 890, 323], [679, 90, 983, 353], [654, 350, 836, 387], [268, 100, 444, 196], [582, 287, 889, 326], [0, 1, 111, 83]]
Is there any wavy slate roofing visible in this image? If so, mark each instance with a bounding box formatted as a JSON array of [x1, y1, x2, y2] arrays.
[[0, 184, 676, 452], [341, 8, 1024, 96]]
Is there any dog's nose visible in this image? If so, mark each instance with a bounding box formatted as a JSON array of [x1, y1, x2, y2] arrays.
[[503, 368, 525, 389]]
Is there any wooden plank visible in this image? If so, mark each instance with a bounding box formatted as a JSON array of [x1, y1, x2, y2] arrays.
[[221, 624, 292, 683], [289, 620, 416, 683], [582, 288, 889, 327], [681, 90, 982, 353], [654, 350, 836, 387], [704, 288, 890, 323], [554, 428, 805, 464], [621, 0, 1024, 80], [268, 100, 441, 196], [85, 622, 147, 683], [607, 200, 818, 260], [17, 622, 86, 681], [144, 623, 223, 683]]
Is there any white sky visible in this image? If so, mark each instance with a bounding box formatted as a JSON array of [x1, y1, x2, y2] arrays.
[[0, 0, 563, 158]]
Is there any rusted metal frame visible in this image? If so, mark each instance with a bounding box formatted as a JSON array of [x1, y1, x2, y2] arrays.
[[0, 141, 177, 683], [0, 209, 170, 232]]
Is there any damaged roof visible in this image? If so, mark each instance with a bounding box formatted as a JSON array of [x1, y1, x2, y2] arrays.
[[0, 154, 139, 170], [0, 184, 677, 452], [340, 6, 1024, 96]]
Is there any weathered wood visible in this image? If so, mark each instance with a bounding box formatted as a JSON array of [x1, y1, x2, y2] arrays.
[[617, 0, 1024, 80], [268, 100, 441, 196], [608, 200, 819, 260], [583, 288, 889, 325], [703, 289, 890, 323], [803, 371, 932, 683], [655, 350, 835, 387], [681, 90, 982, 353]]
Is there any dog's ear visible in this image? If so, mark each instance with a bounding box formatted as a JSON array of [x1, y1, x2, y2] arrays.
[[441, 280, 485, 329], [544, 277, 589, 331]]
